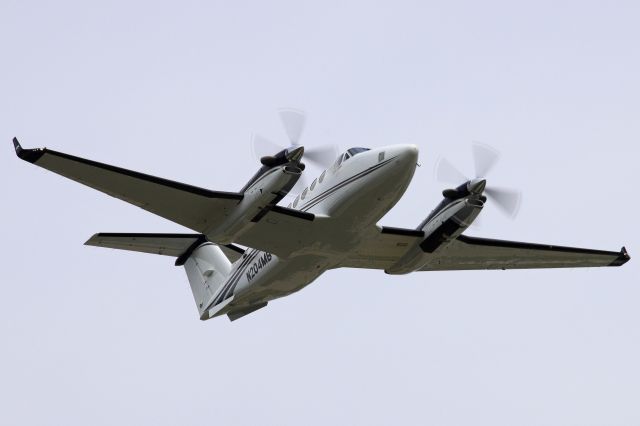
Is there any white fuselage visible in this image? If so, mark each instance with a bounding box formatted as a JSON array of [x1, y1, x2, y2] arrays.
[[211, 145, 419, 314]]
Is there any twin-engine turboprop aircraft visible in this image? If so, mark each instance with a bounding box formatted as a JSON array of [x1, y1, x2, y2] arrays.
[[13, 111, 630, 321]]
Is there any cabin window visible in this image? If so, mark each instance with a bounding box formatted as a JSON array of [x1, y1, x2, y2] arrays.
[[301, 188, 309, 200], [293, 195, 300, 208], [310, 178, 317, 191], [319, 170, 326, 183], [344, 152, 351, 161], [378, 151, 385, 162], [287, 202, 292, 208]]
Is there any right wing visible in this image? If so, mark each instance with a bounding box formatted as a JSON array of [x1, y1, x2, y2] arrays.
[[13, 138, 243, 232], [422, 235, 630, 271], [337, 226, 425, 269]]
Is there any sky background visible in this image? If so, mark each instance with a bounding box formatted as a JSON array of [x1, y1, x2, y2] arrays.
[[1, 1, 638, 424]]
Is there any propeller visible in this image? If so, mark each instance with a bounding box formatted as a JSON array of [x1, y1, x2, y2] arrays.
[[251, 108, 339, 169], [434, 142, 522, 219], [251, 109, 339, 193]]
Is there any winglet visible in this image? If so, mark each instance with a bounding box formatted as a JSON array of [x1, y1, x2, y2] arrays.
[[12, 137, 45, 163], [12, 137, 23, 155], [610, 246, 630, 266]]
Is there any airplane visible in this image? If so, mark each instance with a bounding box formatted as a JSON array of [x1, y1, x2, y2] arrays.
[[12, 112, 630, 321]]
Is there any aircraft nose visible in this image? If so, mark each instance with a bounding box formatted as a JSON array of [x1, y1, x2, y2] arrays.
[[398, 144, 419, 165]]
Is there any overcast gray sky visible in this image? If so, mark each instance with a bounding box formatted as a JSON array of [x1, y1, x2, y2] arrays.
[[1, 1, 638, 425]]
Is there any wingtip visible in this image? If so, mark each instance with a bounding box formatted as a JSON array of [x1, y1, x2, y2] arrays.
[[12, 137, 22, 154], [610, 246, 630, 266], [84, 233, 102, 246], [12, 137, 45, 163]]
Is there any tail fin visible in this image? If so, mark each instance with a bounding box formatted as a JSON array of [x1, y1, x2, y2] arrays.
[[85, 233, 243, 319], [182, 243, 232, 317]]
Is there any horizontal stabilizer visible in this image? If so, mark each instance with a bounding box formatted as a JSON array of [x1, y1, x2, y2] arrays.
[[85, 233, 245, 263]]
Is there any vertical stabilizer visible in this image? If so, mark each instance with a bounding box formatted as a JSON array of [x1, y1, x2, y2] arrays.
[[183, 243, 232, 318]]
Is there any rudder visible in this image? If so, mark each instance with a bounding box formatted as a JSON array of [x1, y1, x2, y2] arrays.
[[183, 243, 233, 318]]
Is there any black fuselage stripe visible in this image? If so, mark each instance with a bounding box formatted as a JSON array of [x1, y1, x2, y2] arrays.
[[301, 159, 391, 209], [300, 157, 395, 211], [304, 157, 394, 209], [221, 250, 261, 301], [220, 250, 259, 299], [212, 250, 260, 305]]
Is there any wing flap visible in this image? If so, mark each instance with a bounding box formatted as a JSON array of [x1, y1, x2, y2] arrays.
[[337, 226, 423, 269]]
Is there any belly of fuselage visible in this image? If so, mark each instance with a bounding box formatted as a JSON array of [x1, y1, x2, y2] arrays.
[[231, 251, 331, 307]]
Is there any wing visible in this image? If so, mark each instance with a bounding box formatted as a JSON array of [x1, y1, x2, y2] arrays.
[[338, 226, 629, 271], [13, 138, 242, 232], [14, 139, 318, 257], [423, 235, 629, 271]]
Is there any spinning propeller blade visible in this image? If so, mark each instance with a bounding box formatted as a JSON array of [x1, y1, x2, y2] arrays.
[[251, 133, 283, 159], [304, 145, 339, 168], [435, 142, 522, 220], [250, 108, 339, 174], [435, 157, 469, 184], [484, 187, 521, 218], [472, 141, 500, 178], [278, 108, 306, 146]]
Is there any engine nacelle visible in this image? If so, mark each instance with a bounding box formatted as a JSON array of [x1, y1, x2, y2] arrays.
[[385, 197, 483, 274], [206, 165, 302, 243]]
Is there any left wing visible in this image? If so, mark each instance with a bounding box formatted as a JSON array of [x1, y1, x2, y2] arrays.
[[339, 226, 629, 271], [13, 138, 242, 232], [13, 139, 318, 257]]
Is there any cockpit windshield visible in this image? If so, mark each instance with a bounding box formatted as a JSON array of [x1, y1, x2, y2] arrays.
[[336, 147, 370, 166], [347, 147, 370, 156]]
